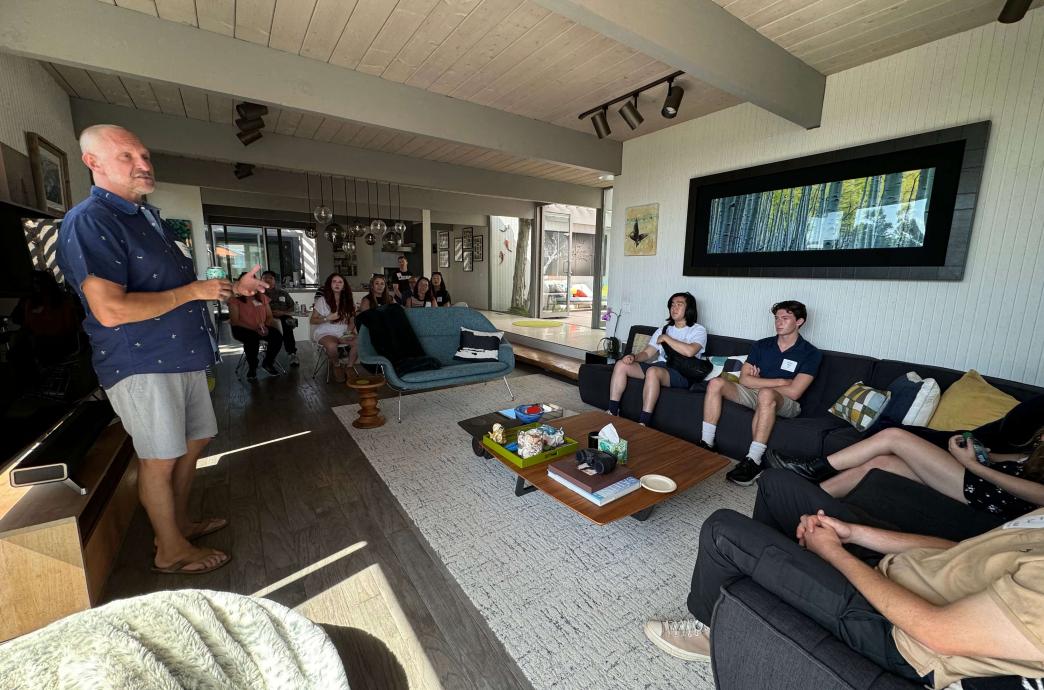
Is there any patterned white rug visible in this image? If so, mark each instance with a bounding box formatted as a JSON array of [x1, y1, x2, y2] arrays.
[[333, 375, 756, 690]]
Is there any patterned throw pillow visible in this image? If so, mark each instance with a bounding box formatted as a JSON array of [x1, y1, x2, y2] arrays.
[[454, 327, 503, 362], [704, 355, 748, 382], [830, 382, 892, 432]]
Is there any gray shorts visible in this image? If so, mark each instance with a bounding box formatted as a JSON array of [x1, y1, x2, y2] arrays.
[[731, 381, 802, 418], [106, 371, 218, 459]]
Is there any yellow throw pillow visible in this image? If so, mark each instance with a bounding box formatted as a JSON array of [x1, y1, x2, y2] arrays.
[[927, 370, 1019, 431]]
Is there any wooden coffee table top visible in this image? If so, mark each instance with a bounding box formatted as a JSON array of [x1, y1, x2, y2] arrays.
[[488, 411, 729, 525]]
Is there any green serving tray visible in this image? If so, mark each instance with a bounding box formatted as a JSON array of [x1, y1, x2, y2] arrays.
[[481, 422, 579, 469]]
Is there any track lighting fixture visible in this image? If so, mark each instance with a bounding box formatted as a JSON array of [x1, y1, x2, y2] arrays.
[[233, 162, 254, 179], [236, 102, 268, 119], [661, 79, 684, 119], [619, 95, 643, 130], [578, 71, 684, 136], [998, 0, 1031, 22], [235, 116, 265, 132], [236, 129, 263, 146], [591, 108, 611, 139]]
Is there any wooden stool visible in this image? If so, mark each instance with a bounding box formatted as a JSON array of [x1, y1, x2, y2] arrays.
[[346, 374, 386, 428]]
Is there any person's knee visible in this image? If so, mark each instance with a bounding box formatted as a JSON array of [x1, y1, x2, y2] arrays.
[[756, 388, 778, 407], [139, 458, 176, 477], [865, 455, 898, 471], [706, 377, 724, 395], [701, 508, 748, 548], [877, 426, 909, 444], [756, 468, 790, 496]]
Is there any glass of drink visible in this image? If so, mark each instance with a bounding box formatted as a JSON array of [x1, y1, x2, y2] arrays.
[[206, 265, 227, 280]]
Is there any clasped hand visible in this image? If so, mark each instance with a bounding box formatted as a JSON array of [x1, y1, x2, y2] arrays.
[[797, 510, 852, 557]]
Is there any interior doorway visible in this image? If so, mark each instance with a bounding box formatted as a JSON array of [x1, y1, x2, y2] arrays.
[[539, 204, 598, 326]]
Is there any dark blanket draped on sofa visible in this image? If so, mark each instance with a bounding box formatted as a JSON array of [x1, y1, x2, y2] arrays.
[[355, 304, 440, 375]]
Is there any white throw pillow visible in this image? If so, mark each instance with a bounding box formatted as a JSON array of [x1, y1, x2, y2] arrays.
[[903, 373, 941, 426]]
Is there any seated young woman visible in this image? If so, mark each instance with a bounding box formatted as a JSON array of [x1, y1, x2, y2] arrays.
[[405, 276, 436, 308], [358, 273, 395, 313], [766, 424, 1044, 522], [228, 273, 283, 379], [310, 272, 356, 383], [431, 272, 452, 307], [607, 292, 707, 426]]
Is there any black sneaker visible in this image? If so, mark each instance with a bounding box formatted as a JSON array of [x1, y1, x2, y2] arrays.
[[246, 369, 258, 381], [696, 439, 716, 453], [262, 363, 281, 376], [763, 449, 838, 482], [725, 457, 763, 486]]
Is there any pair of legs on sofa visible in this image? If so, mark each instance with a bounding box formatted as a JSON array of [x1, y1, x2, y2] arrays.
[[644, 470, 1010, 683]]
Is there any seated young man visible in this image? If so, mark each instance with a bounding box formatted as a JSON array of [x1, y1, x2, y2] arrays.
[[606, 292, 707, 426], [644, 503, 1044, 689], [700, 300, 822, 486]]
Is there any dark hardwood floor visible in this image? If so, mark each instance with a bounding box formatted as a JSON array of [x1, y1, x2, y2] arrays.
[[103, 329, 540, 690]]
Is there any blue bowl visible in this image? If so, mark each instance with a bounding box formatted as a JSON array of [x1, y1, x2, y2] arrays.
[[514, 404, 544, 424]]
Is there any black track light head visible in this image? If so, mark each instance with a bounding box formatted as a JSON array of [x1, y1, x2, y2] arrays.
[[997, 0, 1031, 22], [233, 163, 254, 180], [662, 80, 684, 119], [235, 116, 265, 132], [592, 109, 611, 139], [619, 95, 643, 130], [236, 102, 268, 119], [237, 129, 263, 146]]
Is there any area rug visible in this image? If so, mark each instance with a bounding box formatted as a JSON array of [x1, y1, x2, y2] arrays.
[[333, 375, 756, 690], [511, 319, 565, 328]]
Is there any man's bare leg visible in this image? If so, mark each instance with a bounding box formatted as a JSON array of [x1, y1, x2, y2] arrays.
[[139, 457, 227, 571], [171, 437, 212, 535], [609, 360, 646, 401], [700, 378, 744, 448], [642, 367, 671, 413], [751, 389, 782, 444]]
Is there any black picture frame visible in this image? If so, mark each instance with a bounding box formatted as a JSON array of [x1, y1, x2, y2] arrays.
[[439, 249, 449, 268], [683, 121, 990, 281], [438, 231, 449, 250], [474, 234, 484, 261], [462, 227, 473, 250], [454, 237, 463, 262], [463, 249, 473, 272]]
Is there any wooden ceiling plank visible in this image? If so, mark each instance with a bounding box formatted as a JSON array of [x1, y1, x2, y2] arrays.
[[274, 109, 304, 135], [395, 134, 434, 156], [428, 142, 465, 162], [441, 143, 484, 164], [328, 0, 398, 70], [300, 0, 359, 62], [715, 0, 773, 21], [357, 0, 441, 76], [115, 0, 158, 16], [378, 131, 417, 153], [313, 117, 344, 141], [196, 0, 235, 35], [453, 17, 585, 102], [154, 0, 197, 25], [540, 55, 666, 123], [294, 112, 326, 138], [206, 92, 235, 123], [331, 122, 364, 145], [407, 137, 450, 158], [180, 88, 210, 120], [502, 41, 634, 117], [235, 0, 278, 46], [96, 0, 116, 4], [768, 0, 916, 48], [364, 129, 397, 150], [41, 62, 77, 96], [405, 0, 522, 89], [149, 80, 187, 116], [51, 65, 106, 100], [119, 76, 163, 112], [381, 0, 481, 83], [348, 124, 382, 148], [429, 4, 558, 96], [84, 69, 137, 107], [269, 0, 320, 54]]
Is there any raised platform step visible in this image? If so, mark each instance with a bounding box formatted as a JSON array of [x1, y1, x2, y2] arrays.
[[511, 343, 582, 381]]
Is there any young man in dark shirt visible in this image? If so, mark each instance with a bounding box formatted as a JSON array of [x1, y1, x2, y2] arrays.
[[700, 300, 823, 486], [392, 254, 412, 304], [260, 271, 299, 367]]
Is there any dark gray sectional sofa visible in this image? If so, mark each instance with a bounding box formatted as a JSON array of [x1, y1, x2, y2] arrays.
[[578, 331, 1042, 462]]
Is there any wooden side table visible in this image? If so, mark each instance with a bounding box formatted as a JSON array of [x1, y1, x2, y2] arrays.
[[346, 374, 386, 428]]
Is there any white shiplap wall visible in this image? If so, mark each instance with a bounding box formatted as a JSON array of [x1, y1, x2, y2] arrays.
[[610, 9, 1044, 386], [0, 53, 90, 202]]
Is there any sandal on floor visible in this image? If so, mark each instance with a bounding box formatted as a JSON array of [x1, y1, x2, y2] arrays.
[[152, 552, 232, 575], [185, 517, 229, 542]]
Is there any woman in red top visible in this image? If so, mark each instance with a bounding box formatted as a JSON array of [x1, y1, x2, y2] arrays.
[[228, 273, 283, 379]]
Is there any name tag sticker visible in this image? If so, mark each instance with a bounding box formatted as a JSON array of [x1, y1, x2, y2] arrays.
[[1002, 515, 1044, 530], [175, 240, 192, 259], [781, 359, 798, 372]]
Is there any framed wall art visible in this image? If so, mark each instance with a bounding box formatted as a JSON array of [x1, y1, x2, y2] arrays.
[[462, 227, 473, 250], [438, 231, 449, 250], [474, 234, 484, 261], [454, 237, 463, 262], [624, 203, 658, 256], [439, 249, 449, 268], [463, 249, 473, 272], [26, 133, 72, 215]]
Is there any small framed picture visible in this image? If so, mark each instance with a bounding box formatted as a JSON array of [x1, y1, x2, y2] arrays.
[[439, 249, 449, 268], [25, 133, 71, 215], [474, 234, 484, 261], [454, 237, 463, 262], [462, 227, 473, 250], [438, 231, 449, 250], [463, 249, 474, 272]]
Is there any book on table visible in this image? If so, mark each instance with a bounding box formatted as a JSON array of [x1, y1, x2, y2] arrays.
[[548, 457, 631, 494], [547, 460, 640, 506]]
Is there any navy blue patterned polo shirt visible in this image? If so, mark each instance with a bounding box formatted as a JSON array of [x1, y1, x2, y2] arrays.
[[57, 186, 217, 388]]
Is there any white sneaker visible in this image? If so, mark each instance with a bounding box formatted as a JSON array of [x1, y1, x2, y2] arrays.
[[643, 618, 712, 662]]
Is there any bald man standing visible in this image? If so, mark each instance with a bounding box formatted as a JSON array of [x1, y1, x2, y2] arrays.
[[57, 125, 265, 575]]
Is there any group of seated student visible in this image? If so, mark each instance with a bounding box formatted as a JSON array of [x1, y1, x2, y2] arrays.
[[608, 296, 820, 487], [309, 272, 357, 383]]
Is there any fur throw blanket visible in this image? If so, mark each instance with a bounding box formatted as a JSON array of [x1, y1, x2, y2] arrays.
[[0, 589, 349, 689], [355, 303, 440, 375]]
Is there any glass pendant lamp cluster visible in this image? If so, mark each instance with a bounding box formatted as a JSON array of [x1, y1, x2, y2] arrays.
[[304, 173, 408, 250]]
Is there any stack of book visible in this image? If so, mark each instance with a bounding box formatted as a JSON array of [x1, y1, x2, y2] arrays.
[[547, 458, 640, 506]]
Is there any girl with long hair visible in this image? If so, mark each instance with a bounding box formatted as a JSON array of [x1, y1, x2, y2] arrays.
[[309, 272, 356, 382], [405, 276, 436, 308], [358, 273, 395, 313], [431, 271, 452, 306]]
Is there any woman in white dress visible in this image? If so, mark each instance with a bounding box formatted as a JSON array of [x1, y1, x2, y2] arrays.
[[310, 273, 356, 382]]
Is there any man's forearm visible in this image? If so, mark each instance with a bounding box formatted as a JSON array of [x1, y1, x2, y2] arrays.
[[103, 284, 199, 325], [739, 374, 788, 389], [849, 524, 956, 554]]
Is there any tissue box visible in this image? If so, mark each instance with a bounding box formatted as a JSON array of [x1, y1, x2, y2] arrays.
[[598, 438, 629, 464]]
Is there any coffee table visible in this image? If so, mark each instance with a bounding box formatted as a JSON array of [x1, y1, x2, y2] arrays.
[[464, 411, 729, 525]]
